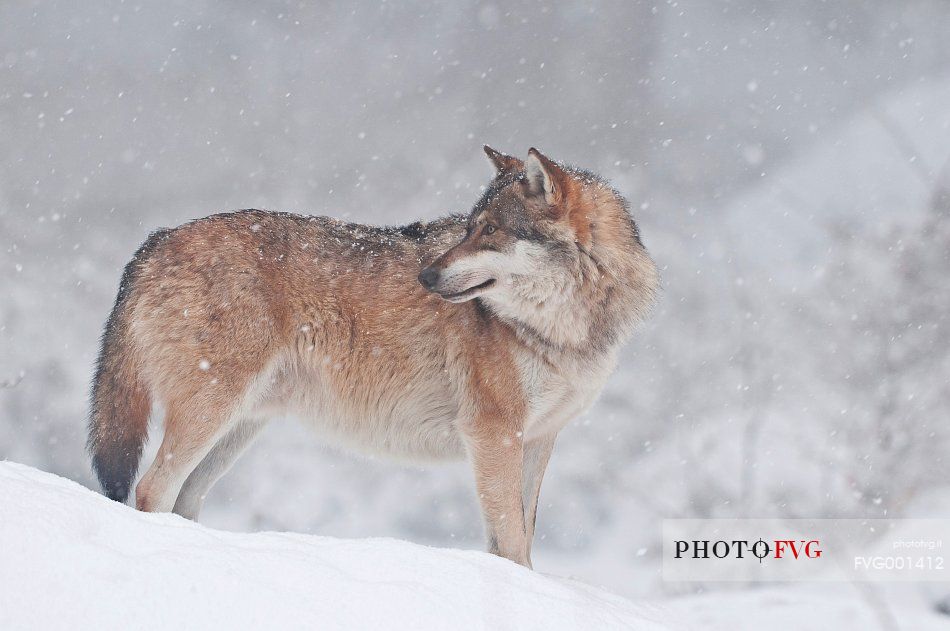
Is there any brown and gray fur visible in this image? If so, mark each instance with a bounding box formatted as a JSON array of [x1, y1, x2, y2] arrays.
[[88, 146, 659, 567]]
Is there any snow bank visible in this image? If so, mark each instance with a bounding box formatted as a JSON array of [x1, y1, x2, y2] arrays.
[[0, 462, 670, 630], [3, 462, 949, 630]]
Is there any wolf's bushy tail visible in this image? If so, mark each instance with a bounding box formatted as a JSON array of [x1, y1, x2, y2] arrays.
[[87, 231, 167, 502]]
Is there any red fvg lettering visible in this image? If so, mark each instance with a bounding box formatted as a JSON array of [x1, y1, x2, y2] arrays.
[[774, 540, 823, 559]]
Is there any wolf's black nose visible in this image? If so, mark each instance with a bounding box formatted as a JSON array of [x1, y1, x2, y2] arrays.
[[418, 267, 440, 290]]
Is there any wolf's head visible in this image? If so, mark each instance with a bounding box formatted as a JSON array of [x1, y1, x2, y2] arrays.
[[419, 146, 658, 349], [418, 146, 593, 304]]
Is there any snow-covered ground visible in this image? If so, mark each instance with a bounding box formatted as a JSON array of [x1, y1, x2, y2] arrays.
[[3, 461, 948, 630], [0, 462, 671, 630]]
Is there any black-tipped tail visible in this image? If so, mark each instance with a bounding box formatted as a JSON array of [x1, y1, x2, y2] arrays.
[[87, 233, 166, 502]]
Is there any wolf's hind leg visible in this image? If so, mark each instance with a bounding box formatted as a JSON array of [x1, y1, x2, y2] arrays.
[[522, 433, 557, 562], [135, 400, 237, 514], [172, 417, 268, 520]]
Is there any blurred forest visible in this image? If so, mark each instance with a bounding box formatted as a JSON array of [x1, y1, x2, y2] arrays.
[[2, 0, 949, 597]]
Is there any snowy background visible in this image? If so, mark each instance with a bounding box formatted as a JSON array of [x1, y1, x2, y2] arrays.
[[2, 0, 950, 618]]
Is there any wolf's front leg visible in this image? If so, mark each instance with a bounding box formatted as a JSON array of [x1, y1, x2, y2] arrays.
[[465, 422, 530, 567], [522, 433, 557, 561]]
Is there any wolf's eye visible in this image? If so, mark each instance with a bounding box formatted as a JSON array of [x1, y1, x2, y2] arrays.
[[484, 223, 497, 235]]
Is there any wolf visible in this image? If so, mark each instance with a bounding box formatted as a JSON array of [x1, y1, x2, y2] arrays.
[[88, 146, 658, 567]]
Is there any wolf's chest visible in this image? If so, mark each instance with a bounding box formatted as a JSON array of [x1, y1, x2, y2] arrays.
[[515, 351, 616, 442]]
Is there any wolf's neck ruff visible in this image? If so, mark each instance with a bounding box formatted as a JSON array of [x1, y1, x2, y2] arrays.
[[476, 177, 655, 355]]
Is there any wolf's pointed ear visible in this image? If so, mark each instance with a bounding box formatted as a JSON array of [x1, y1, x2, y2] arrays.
[[524, 147, 567, 210], [484, 145, 524, 176]]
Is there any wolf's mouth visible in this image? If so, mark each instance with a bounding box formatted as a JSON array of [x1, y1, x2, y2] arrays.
[[440, 278, 496, 302]]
